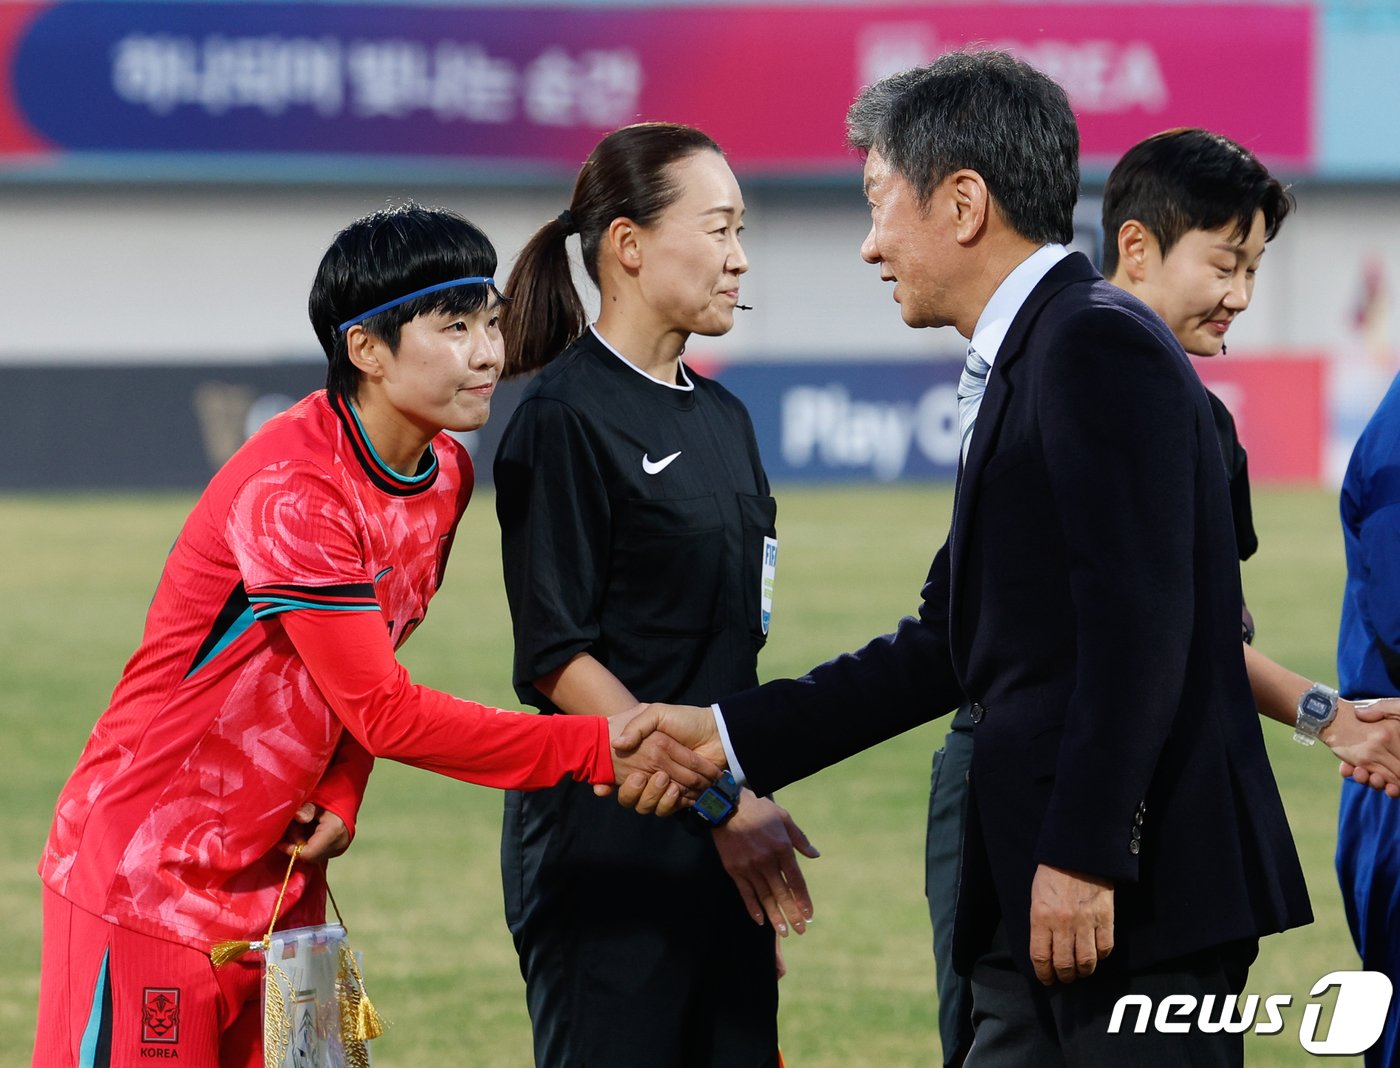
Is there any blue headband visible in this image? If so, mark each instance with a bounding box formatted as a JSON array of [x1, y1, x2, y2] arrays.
[[338, 276, 495, 333]]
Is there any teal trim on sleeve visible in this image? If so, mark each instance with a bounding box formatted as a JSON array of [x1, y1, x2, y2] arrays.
[[185, 606, 255, 679]]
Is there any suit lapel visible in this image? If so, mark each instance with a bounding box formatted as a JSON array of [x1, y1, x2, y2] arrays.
[[949, 253, 1098, 594]]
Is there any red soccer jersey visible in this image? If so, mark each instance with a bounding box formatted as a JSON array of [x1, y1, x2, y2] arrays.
[[41, 390, 611, 949]]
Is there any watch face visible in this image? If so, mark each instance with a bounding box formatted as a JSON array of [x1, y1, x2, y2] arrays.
[[1302, 692, 1332, 720], [696, 790, 732, 823]]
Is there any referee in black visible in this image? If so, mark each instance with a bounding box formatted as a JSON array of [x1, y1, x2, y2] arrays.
[[493, 122, 817, 1068]]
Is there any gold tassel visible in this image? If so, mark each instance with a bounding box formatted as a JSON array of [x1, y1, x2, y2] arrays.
[[209, 939, 256, 967], [336, 942, 388, 1044], [262, 962, 293, 1068], [335, 944, 379, 1068], [354, 992, 387, 1042], [210, 845, 302, 967], [327, 882, 388, 1045]]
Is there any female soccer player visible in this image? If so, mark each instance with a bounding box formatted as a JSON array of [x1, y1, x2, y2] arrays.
[[32, 204, 713, 1068], [495, 123, 815, 1068]]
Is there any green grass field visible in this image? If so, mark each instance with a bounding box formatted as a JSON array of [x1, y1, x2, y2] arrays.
[[0, 485, 1362, 1066]]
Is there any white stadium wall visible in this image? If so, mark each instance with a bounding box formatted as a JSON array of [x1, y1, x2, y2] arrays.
[[1, 180, 1397, 369]]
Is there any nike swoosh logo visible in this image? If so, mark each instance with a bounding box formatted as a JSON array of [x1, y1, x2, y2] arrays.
[[642, 451, 681, 475]]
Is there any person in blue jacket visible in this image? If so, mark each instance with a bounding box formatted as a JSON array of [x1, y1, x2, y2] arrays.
[[1337, 368, 1400, 1068]]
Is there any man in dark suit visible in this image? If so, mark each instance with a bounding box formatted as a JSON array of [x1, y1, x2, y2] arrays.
[[613, 51, 1312, 1063]]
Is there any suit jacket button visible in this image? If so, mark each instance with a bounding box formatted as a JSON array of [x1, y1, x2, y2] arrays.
[[970, 702, 985, 724], [1129, 839, 1141, 855]]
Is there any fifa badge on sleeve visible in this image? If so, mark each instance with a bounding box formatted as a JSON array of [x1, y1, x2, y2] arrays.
[[761, 536, 778, 635]]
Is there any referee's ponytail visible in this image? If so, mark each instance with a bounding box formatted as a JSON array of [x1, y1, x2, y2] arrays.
[[501, 210, 584, 379], [502, 122, 722, 379]]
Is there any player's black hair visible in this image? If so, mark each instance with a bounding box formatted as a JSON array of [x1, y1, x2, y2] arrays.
[[1100, 128, 1294, 275], [309, 203, 504, 402], [846, 49, 1079, 245], [502, 122, 723, 379]]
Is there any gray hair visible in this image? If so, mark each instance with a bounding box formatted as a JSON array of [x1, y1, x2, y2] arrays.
[[846, 50, 1080, 245]]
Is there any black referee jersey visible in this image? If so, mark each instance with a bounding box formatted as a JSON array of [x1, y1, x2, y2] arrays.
[[1205, 387, 1258, 563], [494, 327, 782, 1068], [495, 325, 777, 710]]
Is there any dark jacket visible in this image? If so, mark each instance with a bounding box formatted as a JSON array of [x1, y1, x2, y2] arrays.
[[720, 253, 1311, 978]]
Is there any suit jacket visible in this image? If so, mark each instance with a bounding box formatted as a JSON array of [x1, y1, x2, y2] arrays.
[[722, 253, 1311, 977]]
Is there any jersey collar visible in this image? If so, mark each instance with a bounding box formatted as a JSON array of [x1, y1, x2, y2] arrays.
[[589, 325, 696, 391], [329, 391, 439, 497]]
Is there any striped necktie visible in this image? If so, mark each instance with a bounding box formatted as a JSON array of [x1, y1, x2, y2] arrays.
[[958, 342, 991, 461]]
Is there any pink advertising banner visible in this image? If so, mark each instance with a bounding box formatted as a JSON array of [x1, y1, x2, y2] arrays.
[[0, 3, 1314, 178], [648, 3, 1316, 173], [1196, 355, 1326, 483]]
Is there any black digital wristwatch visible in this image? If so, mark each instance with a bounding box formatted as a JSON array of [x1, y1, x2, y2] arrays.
[[693, 770, 742, 827]]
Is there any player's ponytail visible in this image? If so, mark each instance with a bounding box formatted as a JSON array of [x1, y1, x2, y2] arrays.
[[502, 122, 723, 380]]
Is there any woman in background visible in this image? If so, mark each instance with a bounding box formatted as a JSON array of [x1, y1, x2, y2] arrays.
[[493, 122, 816, 1068]]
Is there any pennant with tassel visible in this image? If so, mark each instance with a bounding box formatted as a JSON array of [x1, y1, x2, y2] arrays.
[[209, 843, 388, 1067]]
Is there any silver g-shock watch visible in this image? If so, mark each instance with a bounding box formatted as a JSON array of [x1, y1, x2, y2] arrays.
[[1294, 682, 1339, 746]]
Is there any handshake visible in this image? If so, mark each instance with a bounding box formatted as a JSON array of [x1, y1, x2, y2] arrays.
[[602, 703, 728, 815]]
